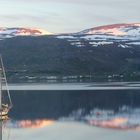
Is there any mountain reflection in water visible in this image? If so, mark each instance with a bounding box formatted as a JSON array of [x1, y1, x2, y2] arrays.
[[6, 119, 54, 129], [6, 86, 140, 131], [2, 86, 140, 140], [6, 107, 140, 131], [5, 115, 140, 131]]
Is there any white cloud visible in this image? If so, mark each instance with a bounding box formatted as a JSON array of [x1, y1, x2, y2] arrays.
[[0, 0, 139, 33]]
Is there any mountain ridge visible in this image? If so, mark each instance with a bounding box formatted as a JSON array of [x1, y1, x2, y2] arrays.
[[77, 23, 140, 36], [0, 23, 140, 39], [0, 27, 52, 39], [0, 23, 140, 82]]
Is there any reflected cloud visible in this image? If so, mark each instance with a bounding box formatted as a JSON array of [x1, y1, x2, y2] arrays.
[[8, 119, 54, 129], [89, 118, 128, 129], [89, 117, 140, 131], [60, 107, 140, 131], [87, 108, 140, 131]]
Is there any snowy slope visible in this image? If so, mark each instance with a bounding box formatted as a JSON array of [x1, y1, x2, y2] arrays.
[[56, 23, 140, 47], [0, 24, 140, 48], [0, 28, 52, 39], [78, 23, 140, 36]]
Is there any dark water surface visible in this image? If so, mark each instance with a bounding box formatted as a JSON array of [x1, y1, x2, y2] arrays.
[[9, 89, 140, 120], [2, 86, 140, 140]]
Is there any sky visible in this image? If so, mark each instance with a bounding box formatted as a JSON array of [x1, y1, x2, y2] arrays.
[[0, 0, 140, 33]]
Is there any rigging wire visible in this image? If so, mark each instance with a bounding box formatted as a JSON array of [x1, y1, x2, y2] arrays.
[[0, 55, 13, 108], [0, 54, 12, 140]]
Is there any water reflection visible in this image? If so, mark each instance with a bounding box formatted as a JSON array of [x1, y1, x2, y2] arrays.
[[4, 120, 140, 140], [59, 107, 140, 131], [6, 119, 54, 129], [89, 118, 140, 130], [4, 116, 140, 131], [4, 87, 140, 140], [6, 107, 140, 131], [9, 90, 140, 120]]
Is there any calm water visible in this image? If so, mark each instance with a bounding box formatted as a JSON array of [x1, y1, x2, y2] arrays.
[[2, 83, 140, 140]]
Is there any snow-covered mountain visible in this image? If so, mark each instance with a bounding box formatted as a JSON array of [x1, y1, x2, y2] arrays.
[[1, 23, 140, 40], [56, 23, 140, 48], [0, 23, 140, 48], [1, 24, 140, 81], [78, 23, 140, 36], [0, 28, 52, 39]]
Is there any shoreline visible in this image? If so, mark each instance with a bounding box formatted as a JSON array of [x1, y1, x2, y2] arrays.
[[3, 82, 140, 90]]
